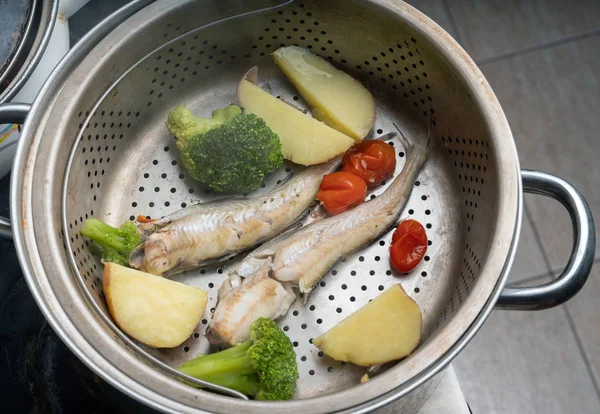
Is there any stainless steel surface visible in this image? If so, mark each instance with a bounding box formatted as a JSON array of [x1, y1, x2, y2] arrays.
[[4, 0, 593, 413], [59, 1, 500, 407], [0, 102, 31, 124], [496, 170, 595, 310], [0, 0, 37, 88], [0, 102, 31, 239], [0, 216, 11, 239], [0, 0, 58, 103]]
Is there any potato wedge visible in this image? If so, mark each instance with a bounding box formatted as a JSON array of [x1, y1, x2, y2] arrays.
[[103, 263, 208, 348], [313, 284, 421, 366], [237, 67, 355, 166], [273, 46, 375, 140]]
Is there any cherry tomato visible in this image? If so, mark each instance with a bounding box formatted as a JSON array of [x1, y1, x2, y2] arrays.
[[317, 171, 367, 216], [342, 140, 396, 189], [389, 219, 428, 273]]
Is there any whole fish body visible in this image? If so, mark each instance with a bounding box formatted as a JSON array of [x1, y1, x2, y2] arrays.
[[208, 130, 430, 346], [129, 159, 340, 276]]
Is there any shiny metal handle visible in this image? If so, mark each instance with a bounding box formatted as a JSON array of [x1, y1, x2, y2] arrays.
[[0, 102, 31, 240], [0, 217, 11, 239], [496, 170, 595, 310]]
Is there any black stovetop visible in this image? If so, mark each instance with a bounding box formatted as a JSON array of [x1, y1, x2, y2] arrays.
[[0, 1, 160, 412]]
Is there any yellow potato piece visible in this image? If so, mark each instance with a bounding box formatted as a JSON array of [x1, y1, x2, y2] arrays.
[[273, 46, 375, 141], [103, 263, 208, 348], [237, 67, 355, 166], [313, 284, 422, 366]]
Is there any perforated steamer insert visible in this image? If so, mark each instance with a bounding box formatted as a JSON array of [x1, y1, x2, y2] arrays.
[[67, 0, 468, 390], [2, 0, 594, 413]]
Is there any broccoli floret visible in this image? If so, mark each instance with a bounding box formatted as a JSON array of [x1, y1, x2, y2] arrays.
[[166, 104, 242, 153], [179, 318, 298, 400], [166, 105, 283, 193], [80, 218, 142, 265]]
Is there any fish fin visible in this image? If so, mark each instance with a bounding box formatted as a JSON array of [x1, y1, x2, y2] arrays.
[[162, 259, 194, 277], [289, 285, 311, 304], [188, 250, 249, 274], [298, 274, 318, 296], [393, 116, 433, 157], [128, 244, 145, 269], [161, 251, 241, 277], [217, 274, 242, 301], [426, 114, 434, 148], [136, 222, 160, 238], [274, 171, 295, 188], [282, 282, 296, 297], [392, 123, 413, 155]]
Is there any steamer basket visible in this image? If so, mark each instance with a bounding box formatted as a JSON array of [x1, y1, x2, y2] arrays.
[[0, 0, 594, 413]]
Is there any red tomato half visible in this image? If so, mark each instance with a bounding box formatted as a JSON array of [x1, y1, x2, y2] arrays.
[[389, 219, 428, 273], [317, 171, 367, 216], [342, 140, 396, 189]]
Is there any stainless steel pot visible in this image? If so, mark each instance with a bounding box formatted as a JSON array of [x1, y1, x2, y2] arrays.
[[0, 0, 595, 413], [0, 0, 59, 103]]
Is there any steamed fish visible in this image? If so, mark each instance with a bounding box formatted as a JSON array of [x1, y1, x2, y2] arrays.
[[129, 159, 340, 276], [208, 128, 430, 345], [206, 257, 296, 346]]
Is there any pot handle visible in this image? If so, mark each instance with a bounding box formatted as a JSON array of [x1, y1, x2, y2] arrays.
[[496, 170, 595, 310], [0, 102, 31, 240]]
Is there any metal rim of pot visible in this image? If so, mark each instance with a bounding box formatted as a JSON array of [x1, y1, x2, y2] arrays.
[[0, 0, 38, 89], [0, 0, 59, 104]]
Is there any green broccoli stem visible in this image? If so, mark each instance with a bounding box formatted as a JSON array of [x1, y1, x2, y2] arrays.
[[179, 341, 259, 395], [179, 341, 254, 376], [180, 353, 255, 377], [200, 373, 261, 397], [181, 341, 252, 365], [81, 219, 134, 257]]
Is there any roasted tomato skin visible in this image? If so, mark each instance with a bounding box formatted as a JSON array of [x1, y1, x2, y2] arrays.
[[317, 171, 368, 216], [389, 219, 428, 273], [342, 140, 396, 189]]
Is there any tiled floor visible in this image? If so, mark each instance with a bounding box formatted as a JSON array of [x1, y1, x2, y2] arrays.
[[404, 0, 600, 412]]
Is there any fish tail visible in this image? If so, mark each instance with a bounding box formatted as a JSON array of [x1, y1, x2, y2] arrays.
[[394, 123, 413, 155], [394, 115, 433, 159]]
